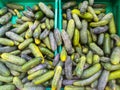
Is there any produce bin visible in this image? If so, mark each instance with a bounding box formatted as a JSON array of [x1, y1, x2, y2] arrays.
[[0, 0, 59, 90]]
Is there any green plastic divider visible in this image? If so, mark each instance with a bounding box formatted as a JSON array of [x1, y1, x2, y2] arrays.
[[0, 0, 59, 90]]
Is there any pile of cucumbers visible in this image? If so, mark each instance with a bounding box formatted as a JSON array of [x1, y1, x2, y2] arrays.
[[60, 0, 120, 90], [0, 2, 57, 90], [0, 0, 120, 90]]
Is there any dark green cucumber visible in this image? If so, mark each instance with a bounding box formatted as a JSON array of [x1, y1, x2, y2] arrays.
[[0, 22, 12, 37], [104, 33, 111, 55], [39, 47, 54, 58], [35, 11, 44, 20], [22, 57, 41, 72], [74, 56, 86, 78], [0, 62, 10, 76]]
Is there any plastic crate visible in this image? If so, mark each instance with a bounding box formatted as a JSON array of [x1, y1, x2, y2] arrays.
[[0, 0, 58, 90]]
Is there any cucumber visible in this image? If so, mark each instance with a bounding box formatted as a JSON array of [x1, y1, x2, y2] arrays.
[[15, 22, 29, 34], [63, 1, 76, 10], [10, 70, 20, 76], [50, 19, 54, 29], [73, 70, 101, 86], [102, 63, 120, 71], [81, 63, 101, 79], [74, 56, 86, 78], [32, 71, 54, 85], [66, 9, 72, 20], [109, 16, 116, 34], [104, 33, 111, 55], [73, 28, 80, 46], [100, 57, 110, 62], [22, 86, 45, 90], [98, 33, 104, 46], [0, 84, 15, 90], [90, 43, 104, 56], [0, 7, 7, 16], [80, 20, 88, 44], [54, 28, 62, 46], [5, 62, 22, 72], [65, 56, 72, 80], [6, 31, 24, 42], [49, 32, 57, 51], [22, 57, 41, 72], [23, 10, 34, 18], [0, 38, 14, 46], [45, 18, 51, 30], [63, 20, 67, 30], [0, 22, 12, 37], [18, 38, 33, 50], [109, 70, 120, 80], [61, 29, 72, 54], [13, 77, 23, 89], [67, 19, 75, 40], [101, 13, 113, 22], [0, 46, 17, 53], [98, 13, 105, 20], [29, 43, 44, 62], [39, 47, 54, 58], [52, 66, 62, 90], [87, 30, 92, 44], [28, 64, 47, 74], [90, 20, 108, 27], [1, 53, 26, 65], [39, 2, 54, 18], [40, 29, 50, 40], [10, 50, 21, 55], [21, 16, 33, 22], [43, 36, 51, 49], [64, 85, 84, 90], [33, 24, 41, 39], [111, 34, 120, 47], [91, 25, 108, 34], [88, 6, 99, 22], [97, 70, 109, 90], [35, 11, 44, 20], [6, 3, 24, 10], [93, 54, 100, 64], [86, 51, 93, 64], [0, 75, 13, 83], [80, 1, 88, 14], [0, 12, 12, 25], [27, 69, 47, 80], [0, 62, 10, 76], [60, 47, 67, 62], [110, 47, 120, 64]]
